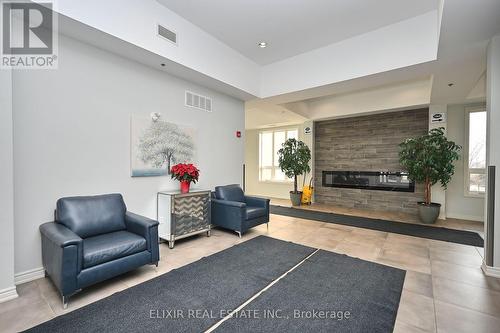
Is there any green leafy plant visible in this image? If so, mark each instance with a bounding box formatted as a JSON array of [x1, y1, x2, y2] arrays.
[[277, 138, 311, 193], [399, 128, 461, 205]]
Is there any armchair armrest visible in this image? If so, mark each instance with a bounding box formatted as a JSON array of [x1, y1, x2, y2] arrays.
[[244, 196, 270, 209], [212, 199, 246, 208], [211, 199, 246, 232], [40, 222, 82, 247], [39, 222, 83, 296], [125, 212, 159, 263]]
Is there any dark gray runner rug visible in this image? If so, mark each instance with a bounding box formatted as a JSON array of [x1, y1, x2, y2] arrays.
[[271, 205, 484, 247], [26, 236, 315, 333], [216, 249, 406, 333]]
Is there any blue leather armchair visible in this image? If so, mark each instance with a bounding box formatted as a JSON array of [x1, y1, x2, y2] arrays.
[[39, 194, 159, 308], [211, 185, 270, 237]]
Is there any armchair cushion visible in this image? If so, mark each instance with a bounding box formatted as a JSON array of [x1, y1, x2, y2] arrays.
[[56, 194, 127, 238], [246, 206, 267, 220], [215, 184, 245, 203], [83, 231, 146, 269]]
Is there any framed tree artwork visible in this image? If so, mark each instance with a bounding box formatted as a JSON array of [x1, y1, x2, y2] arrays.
[[130, 115, 196, 177]]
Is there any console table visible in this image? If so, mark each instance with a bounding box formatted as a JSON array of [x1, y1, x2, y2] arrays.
[[157, 190, 211, 248]]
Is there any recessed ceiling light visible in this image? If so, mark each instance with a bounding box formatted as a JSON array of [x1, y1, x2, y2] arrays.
[[258, 42, 267, 48]]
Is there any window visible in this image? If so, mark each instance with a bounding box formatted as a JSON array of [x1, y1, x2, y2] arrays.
[[259, 128, 298, 182], [465, 107, 487, 196]]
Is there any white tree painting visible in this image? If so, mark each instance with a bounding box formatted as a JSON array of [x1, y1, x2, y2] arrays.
[[131, 116, 195, 177]]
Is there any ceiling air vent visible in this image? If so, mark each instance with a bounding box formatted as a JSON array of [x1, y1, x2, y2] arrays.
[[185, 91, 212, 112], [157, 24, 177, 45]]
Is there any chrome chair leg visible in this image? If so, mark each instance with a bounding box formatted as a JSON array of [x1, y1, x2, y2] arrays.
[[62, 295, 69, 309]]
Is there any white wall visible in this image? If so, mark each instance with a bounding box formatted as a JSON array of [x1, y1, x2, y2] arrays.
[[486, 35, 500, 269], [245, 129, 292, 199], [306, 79, 431, 120], [245, 122, 314, 200], [0, 68, 18, 301], [446, 104, 485, 221], [12, 35, 245, 275]]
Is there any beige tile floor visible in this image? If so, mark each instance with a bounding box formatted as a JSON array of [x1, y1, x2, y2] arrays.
[[0, 214, 495, 333]]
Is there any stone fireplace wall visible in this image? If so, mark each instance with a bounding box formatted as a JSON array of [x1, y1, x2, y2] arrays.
[[314, 109, 429, 214]]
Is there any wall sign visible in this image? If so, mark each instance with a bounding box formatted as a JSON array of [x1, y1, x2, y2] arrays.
[[304, 126, 312, 135], [431, 112, 446, 123]]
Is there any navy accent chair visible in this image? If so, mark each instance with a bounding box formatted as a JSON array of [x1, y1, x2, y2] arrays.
[[39, 194, 159, 308], [211, 185, 270, 237]]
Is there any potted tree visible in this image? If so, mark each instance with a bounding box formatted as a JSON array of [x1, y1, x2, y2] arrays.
[[399, 128, 461, 224], [277, 138, 311, 206]]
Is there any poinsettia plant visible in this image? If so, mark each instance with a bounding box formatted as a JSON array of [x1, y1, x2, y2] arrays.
[[170, 163, 200, 183]]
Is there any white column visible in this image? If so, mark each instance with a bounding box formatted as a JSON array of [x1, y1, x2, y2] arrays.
[[296, 121, 314, 197], [484, 34, 500, 274], [429, 105, 447, 219], [0, 68, 18, 302]]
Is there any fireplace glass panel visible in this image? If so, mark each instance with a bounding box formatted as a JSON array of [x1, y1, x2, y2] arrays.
[[322, 171, 415, 192]]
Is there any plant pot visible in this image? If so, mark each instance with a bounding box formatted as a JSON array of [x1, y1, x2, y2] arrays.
[[180, 181, 190, 194], [417, 202, 441, 224], [290, 191, 302, 206]]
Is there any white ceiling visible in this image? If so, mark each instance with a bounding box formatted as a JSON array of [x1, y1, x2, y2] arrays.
[[245, 103, 307, 129], [429, 0, 500, 104], [53, 0, 499, 128], [156, 0, 437, 65], [245, 0, 500, 128]]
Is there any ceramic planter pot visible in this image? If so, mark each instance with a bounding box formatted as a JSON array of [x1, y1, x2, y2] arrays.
[[417, 202, 441, 224], [180, 181, 190, 193], [290, 191, 302, 206]]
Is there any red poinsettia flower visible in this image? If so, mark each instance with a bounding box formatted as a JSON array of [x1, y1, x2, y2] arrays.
[[170, 163, 200, 184]]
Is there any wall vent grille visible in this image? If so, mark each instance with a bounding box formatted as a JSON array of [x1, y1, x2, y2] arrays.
[[157, 24, 177, 45], [185, 91, 212, 112]]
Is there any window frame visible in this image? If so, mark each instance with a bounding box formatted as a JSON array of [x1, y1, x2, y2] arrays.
[[464, 106, 487, 198], [258, 127, 299, 183]]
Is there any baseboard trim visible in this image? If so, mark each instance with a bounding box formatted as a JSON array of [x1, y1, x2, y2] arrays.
[[446, 213, 484, 222], [14, 267, 45, 285], [0, 286, 18, 303], [482, 262, 500, 278]]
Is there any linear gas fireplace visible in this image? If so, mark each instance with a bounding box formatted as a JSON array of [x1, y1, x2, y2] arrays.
[[322, 171, 415, 193]]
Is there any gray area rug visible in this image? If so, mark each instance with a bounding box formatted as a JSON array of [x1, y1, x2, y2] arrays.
[[216, 249, 406, 333], [26, 236, 315, 333], [271, 205, 484, 247]]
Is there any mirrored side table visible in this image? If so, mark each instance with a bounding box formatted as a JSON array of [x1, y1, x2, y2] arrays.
[[157, 190, 211, 249]]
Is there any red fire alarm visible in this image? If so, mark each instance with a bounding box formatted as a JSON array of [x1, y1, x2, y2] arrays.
[[236, 131, 241, 138]]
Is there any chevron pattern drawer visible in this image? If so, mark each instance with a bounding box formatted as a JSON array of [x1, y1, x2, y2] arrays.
[[157, 190, 211, 249]]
